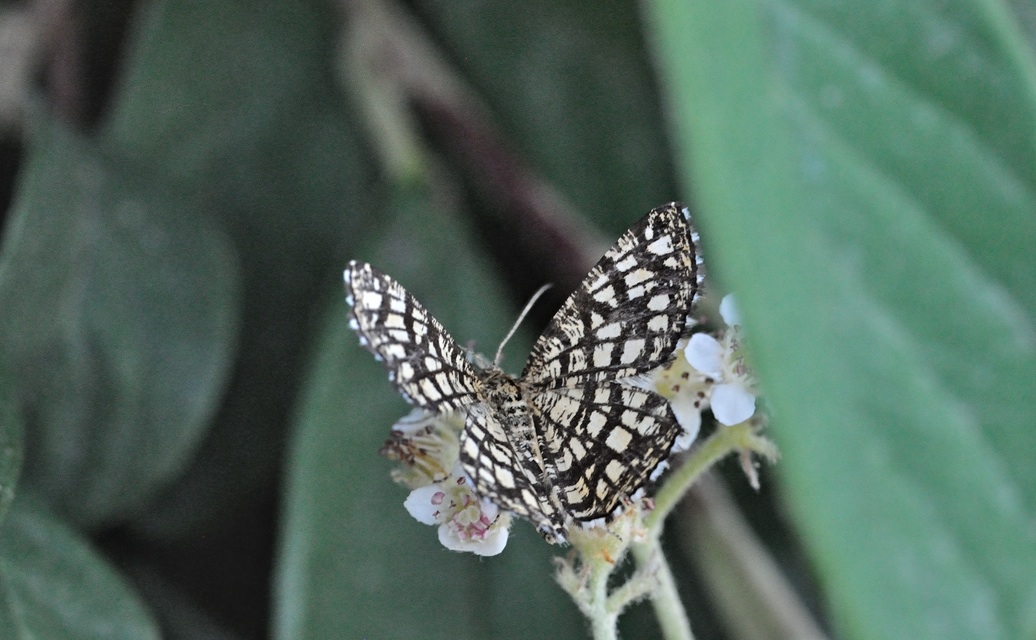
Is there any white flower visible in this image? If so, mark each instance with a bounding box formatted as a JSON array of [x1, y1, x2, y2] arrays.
[[403, 468, 511, 556], [383, 410, 511, 555], [642, 352, 707, 450], [684, 295, 756, 426], [381, 409, 462, 489], [644, 294, 758, 441]]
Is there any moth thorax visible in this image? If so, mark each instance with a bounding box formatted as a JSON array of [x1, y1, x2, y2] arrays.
[[483, 374, 537, 443], [481, 369, 519, 399]]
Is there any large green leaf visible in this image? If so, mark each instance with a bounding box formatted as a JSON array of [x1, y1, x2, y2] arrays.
[[0, 497, 159, 639], [102, 0, 375, 541], [0, 350, 22, 525], [647, 1, 1036, 639], [0, 115, 239, 527], [273, 189, 586, 639]]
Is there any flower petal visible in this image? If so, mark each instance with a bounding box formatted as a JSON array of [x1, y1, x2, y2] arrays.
[[438, 521, 509, 556], [685, 333, 724, 378], [668, 394, 703, 451], [391, 408, 438, 434], [719, 294, 741, 327], [478, 496, 499, 521], [711, 383, 756, 426], [404, 485, 447, 525]]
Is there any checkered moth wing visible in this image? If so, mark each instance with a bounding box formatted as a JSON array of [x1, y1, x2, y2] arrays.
[[521, 202, 705, 389], [520, 202, 705, 524], [343, 261, 482, 412], [533, 383, 678, 524]]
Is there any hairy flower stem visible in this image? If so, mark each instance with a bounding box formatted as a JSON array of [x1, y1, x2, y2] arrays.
[[632, 538, 695, 640], [625, 421, 777, 639], [564, 423, 778, 639], [646, 420, 777, 537], [588, 557, 618, 640]]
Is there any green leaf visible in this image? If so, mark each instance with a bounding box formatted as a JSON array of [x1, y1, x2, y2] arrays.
[[647, 1, 1036, 639], [0, 497, 159, 639], [0, 352, 22, 525], [102, 0, 377, 541], [273, 188, 586, 639], [0, 114, 239, 527]]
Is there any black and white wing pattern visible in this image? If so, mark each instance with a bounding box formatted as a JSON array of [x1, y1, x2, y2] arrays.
[[534, 383, 677, 524], [343, 261, 481, 412], [523, 203, 705, 388], [461, 400, 564, 537], [344, 202, 705, 541], [522, 203, 705, 526], [346, 261, 559, 536]]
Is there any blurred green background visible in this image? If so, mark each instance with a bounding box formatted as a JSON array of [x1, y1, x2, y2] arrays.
[[0, 0, 1032, 639]]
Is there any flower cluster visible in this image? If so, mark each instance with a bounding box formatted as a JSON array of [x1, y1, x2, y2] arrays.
[[646, 295, 758, 442], [380, 409, 512, 556]]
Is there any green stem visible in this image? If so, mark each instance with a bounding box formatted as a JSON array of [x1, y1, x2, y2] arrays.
[[576, 421, 776, 639], [588, 557, 618, 640], [632, 538, 695, 640], [630, 422, 777, 638], [645, 421, 775, 536]]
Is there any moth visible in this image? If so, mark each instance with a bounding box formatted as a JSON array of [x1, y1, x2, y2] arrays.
[[344, 203, 704, 542]]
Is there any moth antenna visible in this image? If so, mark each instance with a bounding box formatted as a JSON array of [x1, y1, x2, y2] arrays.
[[494, 283, 553, 367]]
